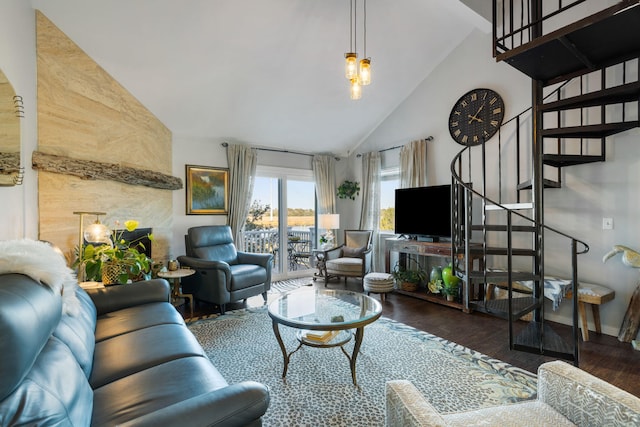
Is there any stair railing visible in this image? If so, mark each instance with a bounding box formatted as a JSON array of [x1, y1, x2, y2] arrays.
[[451, 138, 589, 363], [493, 0, 636, 61]]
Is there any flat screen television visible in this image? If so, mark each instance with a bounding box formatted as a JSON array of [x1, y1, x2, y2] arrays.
[[394, 185, 452, 241]]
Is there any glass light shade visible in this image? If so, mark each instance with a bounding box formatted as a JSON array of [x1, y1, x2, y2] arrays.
[[345, 52, 358, 79], [359, 58, 371, 85], [84, 221, 112, 245], [350, 77, 362, 100]]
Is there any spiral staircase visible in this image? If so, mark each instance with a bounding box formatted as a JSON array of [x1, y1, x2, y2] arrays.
[[450, 0, 640, 364]]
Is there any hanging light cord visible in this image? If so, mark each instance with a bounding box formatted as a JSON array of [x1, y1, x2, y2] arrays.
[[349, 0, 353, 52], [354, 0, 357, 54], [363, 0, 367, 59]]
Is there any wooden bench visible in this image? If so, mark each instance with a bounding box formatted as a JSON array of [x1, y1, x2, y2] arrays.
[[572, 283, 615, 342], [486, 281, 615, 341]]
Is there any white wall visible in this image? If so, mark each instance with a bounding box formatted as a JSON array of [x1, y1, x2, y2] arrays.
[[170, 136, 229, 259], [354, 29, 640, 338], [0, 1, 37, 240]]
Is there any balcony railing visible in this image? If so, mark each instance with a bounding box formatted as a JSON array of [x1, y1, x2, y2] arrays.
[[242, 228, 316, 274]]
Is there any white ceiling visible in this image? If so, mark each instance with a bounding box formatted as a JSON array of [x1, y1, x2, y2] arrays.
[[31, 0, 489, 157]]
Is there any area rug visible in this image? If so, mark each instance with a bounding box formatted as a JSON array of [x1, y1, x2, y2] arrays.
[[188, 302, 537, 426]]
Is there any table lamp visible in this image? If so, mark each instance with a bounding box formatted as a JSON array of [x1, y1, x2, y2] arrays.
[[319, 214, 340, 249], [73, 211, 109, 281]]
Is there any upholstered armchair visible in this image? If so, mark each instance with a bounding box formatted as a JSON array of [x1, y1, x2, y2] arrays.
[[323, 229, 373, 286], [177, 225, 273, 314], [385, 360, 640, 426]]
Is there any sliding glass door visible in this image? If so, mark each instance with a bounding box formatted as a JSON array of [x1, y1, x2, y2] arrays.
[[246, 166, 316, 281]]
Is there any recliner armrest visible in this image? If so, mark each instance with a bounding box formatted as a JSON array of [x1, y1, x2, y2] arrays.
[[118, 381, 270, 427], [237, 251, 273, 268], [177, 256, 232, 274], [86, 279, 170, 315]]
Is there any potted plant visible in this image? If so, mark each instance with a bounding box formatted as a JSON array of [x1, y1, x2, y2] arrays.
[[75, 220, 154, 285], [337, 180, 361, 200], [392, 260, 427, 292], [441, 263, 461, 301]]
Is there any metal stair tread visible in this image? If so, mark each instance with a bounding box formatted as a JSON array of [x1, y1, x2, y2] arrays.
[[540, 81, 640, 112], [517, 178, 561, 191], [466, 246, 536, 256], [485, 202, 533, 211], [470, 224, 536, 232], [541, 121, 639, 138], [469, 297, 539, 320], [542, 154, 605, 168], [513, 321, 577, 361], [464, 271, 540, 282]]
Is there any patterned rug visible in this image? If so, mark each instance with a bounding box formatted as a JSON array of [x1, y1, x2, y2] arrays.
[[188, 299, 538, 426]]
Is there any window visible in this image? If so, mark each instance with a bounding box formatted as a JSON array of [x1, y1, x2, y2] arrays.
[[380, 167, 399, 232], [247, 166, 316, 280]]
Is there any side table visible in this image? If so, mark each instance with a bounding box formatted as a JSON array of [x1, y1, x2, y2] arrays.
[[312, 248, 332, 281], [157, 268, 196, 319]]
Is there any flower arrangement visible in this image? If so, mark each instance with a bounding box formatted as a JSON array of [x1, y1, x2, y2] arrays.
[[76, 220, 153, 284]]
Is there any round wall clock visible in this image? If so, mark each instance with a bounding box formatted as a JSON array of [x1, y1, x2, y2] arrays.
[[448, 88, 505, 146]]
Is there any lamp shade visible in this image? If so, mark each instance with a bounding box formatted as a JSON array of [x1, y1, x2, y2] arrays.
[[319, 214, 340, 230]]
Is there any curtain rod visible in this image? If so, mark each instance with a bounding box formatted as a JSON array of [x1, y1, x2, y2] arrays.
[[356, 136, 433, 158], [221, 142, 340, 161]]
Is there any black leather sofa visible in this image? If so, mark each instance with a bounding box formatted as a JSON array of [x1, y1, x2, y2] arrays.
[[0, 273, 270, 426]]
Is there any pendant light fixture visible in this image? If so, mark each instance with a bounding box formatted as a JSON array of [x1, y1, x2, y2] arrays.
[[344, 0, 358, 80], [359, 0, 371, 86], [344, 0, 371, 99]]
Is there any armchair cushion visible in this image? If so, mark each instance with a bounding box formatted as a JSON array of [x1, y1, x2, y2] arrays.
[[342, 246, 366, 258]]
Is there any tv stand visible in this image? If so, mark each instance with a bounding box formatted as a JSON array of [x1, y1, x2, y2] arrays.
[[384, 238, 473, 313]]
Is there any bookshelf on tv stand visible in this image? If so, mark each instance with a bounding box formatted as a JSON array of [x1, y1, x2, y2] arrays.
[[384, 238, 478, 313]]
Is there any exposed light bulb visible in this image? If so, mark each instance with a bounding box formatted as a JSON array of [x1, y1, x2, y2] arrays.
[[345, 53, 358, 79], [84, 221, 112, 245], [359, 58, 371, 86], [350, 77, 362, 100]]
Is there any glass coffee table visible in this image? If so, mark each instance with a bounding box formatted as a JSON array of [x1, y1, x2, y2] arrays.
[[267, 288, 382, 386]]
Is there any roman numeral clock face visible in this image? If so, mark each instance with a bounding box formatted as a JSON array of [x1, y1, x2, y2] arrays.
[[448, 88, 505, 146]]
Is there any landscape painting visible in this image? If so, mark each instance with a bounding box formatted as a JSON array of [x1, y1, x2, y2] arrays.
[[186, 165, 229, 215]]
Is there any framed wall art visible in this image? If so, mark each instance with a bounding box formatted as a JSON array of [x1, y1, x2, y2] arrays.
[[185, 165, 229, 215]]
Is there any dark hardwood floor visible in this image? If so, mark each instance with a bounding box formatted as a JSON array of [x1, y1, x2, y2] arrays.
[[178, 277, 640, 397]]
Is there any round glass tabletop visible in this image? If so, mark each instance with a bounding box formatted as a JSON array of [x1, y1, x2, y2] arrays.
[[267, 288, 382, 330]]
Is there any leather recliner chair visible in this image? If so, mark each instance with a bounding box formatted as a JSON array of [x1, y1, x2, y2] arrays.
[[178, 225, 273, 314]]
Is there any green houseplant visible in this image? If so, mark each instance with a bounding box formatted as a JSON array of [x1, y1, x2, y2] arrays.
[[392, 259, 427, 292], [76, 220, 153, 285], [337, 180, 361, 200]]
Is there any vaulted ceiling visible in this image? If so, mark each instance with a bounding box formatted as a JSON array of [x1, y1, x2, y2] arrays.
[[31, 0, 489, 156]]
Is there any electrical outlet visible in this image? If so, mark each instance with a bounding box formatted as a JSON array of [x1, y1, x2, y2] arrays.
[[602, 217, 614, 230]]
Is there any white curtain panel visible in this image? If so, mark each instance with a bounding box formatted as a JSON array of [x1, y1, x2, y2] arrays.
[[226, 144, 257, 248], [399, 139, 428, 188], [312, 155, 337, 215], [359, 151, 381, 271]]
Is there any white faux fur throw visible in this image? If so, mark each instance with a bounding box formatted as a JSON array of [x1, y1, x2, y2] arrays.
[[0, 239, 81, 316]]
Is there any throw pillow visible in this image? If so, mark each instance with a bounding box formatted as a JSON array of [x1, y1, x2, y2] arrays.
[[342, 246, 365, 258]]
